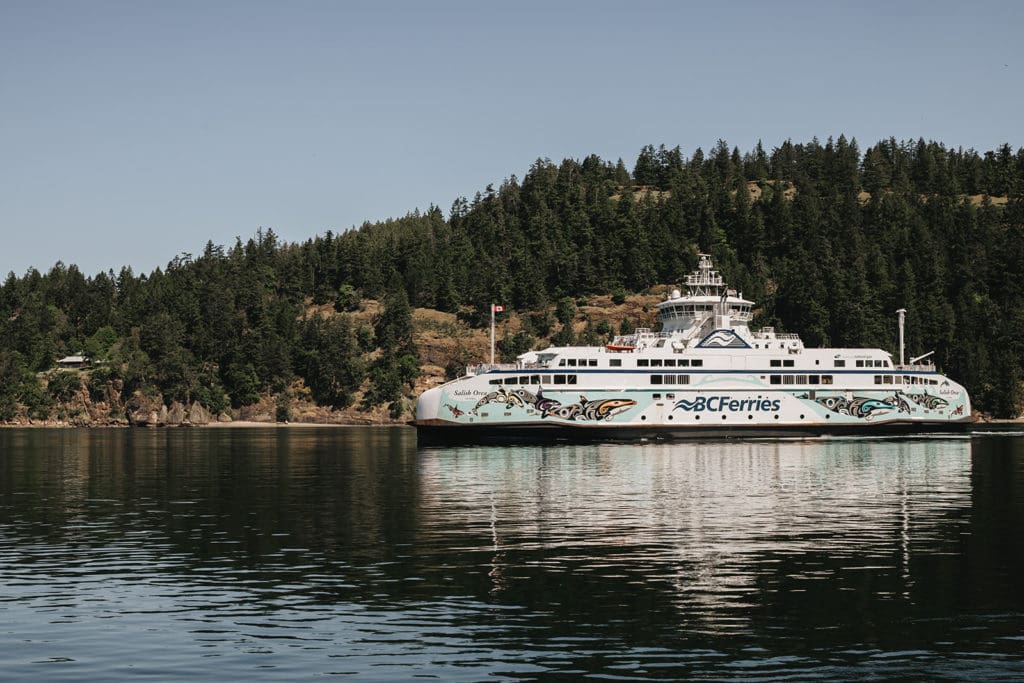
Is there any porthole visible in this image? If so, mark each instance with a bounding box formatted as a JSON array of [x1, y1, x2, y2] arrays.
[[641, 415, 647, 421], [668, 415, 674, 421], [748, 415, 753, 420], [825, 414, 830, 419], [774, 414, 779, 420], [722, 414, 727, 420], [799, 414, 805, 419], [695, 415, 700, 421]]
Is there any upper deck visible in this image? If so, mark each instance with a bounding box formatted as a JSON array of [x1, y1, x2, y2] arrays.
[[465, 253, 936, 378]]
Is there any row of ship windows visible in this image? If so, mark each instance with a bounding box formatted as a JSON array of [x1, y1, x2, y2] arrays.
[[833, 359, 891, 368], [876, 375, 939, 385], [490, 375, 577, 385], [768, 375, 836, 385], [557, 358, 891, 369], [492, 373, 937, 386], [559, 358, 706, 367]]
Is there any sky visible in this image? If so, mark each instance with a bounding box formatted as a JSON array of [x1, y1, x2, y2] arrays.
[[2, 0, 1022, 278]]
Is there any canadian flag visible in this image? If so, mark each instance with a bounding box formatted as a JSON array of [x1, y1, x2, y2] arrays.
[[492, 304, 504, 312]]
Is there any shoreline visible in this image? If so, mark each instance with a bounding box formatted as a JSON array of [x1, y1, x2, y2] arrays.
[[0, 420, 411, 429]]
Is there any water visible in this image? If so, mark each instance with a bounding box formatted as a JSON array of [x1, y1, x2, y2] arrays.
[[1, 427, 1023, 681]]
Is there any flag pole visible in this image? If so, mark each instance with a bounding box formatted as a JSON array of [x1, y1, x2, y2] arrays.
[[490, 303, 495, 366]]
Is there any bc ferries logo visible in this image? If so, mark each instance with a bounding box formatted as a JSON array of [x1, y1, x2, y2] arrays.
[[674, 396, 781, 412], [696, 330, 750, 349]]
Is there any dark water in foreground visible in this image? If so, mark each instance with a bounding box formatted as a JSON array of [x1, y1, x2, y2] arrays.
[[1, 428, 1023, 681]]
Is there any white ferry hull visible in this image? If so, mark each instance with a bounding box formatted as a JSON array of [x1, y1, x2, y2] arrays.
[[414, 381, 973, 444]]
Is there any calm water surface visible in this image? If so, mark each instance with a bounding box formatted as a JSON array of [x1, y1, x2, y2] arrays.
[[1, 427, 1023, 681]]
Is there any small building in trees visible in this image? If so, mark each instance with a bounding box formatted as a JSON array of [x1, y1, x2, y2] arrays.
[[56, 353, 88, 369]]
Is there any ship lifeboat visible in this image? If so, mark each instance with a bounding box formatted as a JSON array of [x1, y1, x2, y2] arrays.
[[605, 343, 635, 352]]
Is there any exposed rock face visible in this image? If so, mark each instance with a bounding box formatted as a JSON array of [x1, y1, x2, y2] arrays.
[[166, 402, 187, 426], [188, 402, 212, 425]]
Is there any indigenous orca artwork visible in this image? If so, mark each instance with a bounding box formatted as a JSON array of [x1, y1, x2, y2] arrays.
[[414, 253, 972, 442], [469, 386, 636, 422]]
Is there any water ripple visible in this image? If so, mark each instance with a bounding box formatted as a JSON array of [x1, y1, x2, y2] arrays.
[[0, 429, 1022, 680]]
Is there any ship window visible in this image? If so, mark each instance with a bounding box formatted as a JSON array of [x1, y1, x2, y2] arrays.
[[664, 359, 676, 367], [650, 375, 663, 385], [568, 375, 578, 384], [504, 377, 516, 385], [884, 361, 891, 368], [691, 360, 703, 367], [542, 375, 552, 384], [875, 360, 885, 368], [489, 379, 502, 385], [856, 360, 864, 367], [874, 375, 882, 384], [651, 359, 663, 367], [770, 375, 782, 385], [809, 375, 820, 384], [609, 359, 622, 367], [554, 375, 567, 385], [783, 375, 795, 385], [637, 359, 649, 367], [770, 359, 782, 367], [589, 359, 598, 367], [667, 393, 675, 399], [883, 375, 893, 384], [531, 375, 540, 384], [678, 375, 690, 384], [822, 375, 834, 384], [796, 375, 807, 384], [679, 359, 690, 367], [558, 359, 566, 367], [835, 360, 846, 368], [567, 359, 577, 367], [783, 360, 794, 367]]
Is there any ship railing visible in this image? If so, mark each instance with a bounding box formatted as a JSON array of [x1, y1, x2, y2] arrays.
[[757, 328, 801, 341], [464, 360, 528, 376], [894, 362, 936, 372]]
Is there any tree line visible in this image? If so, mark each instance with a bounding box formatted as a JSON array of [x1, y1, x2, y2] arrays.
[[1, 136, 1022, 420]]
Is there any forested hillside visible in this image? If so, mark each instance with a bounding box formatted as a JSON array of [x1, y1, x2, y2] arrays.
[[2, 136, 1023, 423]]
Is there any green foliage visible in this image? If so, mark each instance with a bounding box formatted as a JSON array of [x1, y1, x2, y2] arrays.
[[1, 137, 1024, 418], [87, 366, 116, 402], [297, 315, 365, 409], [84, 326, 118, 361], [0, 352, 24, 420], [555, 297, 577, 326], [48, 371, 81, 402], [498, 330, 535, 362], [223, 362, 261, 408], [275, 391, 291, 423], [374, 287, 415, 353], [334, 284, 362, 312], [529, 310, 555, 338]]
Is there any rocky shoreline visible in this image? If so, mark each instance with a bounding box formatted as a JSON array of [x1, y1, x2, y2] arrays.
[[0, 378, 407, 429]]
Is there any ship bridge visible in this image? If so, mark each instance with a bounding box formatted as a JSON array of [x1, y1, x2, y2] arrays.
[[656, 254, 756, 341]]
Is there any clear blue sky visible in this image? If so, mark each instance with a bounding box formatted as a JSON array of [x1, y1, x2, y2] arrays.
[[2, 0, 1021, 277]]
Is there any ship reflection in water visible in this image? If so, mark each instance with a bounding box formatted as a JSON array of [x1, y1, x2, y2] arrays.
[[418, 438, 982, 634], [1, 428, 1022, 681]]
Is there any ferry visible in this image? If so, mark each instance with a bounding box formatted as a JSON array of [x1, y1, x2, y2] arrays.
[[414, 254, 972, 442]]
